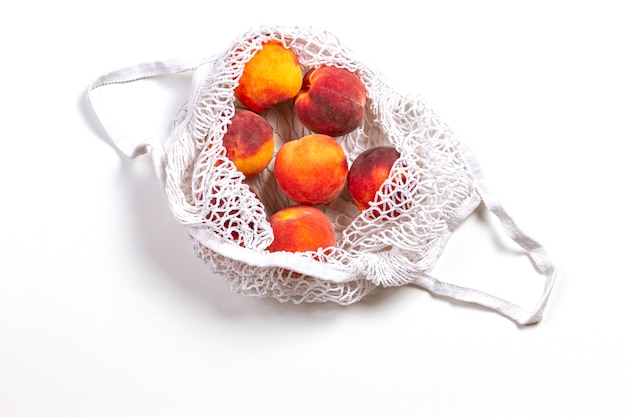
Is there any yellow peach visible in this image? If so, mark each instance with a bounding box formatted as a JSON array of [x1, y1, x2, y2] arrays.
[[274, 134, 348, 205], [234, 41, 303, 113]]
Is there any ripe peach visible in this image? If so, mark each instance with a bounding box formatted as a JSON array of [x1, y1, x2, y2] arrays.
[[221, 108, 274, 178], [267, 206, 336, 253], [234, 41, 303, 113], [347, 146, 401, 212], [274, 134, 348, 205], [294, 66, 366, 137]]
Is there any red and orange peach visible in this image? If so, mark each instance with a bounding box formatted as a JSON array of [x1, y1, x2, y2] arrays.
[[274, 134, 348, 205], [267, 205, 336, 253], [221, 108, 275, 178], [347, 146, 401, 212], [294, 66, 366, 137]]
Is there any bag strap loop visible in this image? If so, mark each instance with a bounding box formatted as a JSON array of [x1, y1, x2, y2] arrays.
[[86, 57, 202, 158], [412, 142, 557, 325]]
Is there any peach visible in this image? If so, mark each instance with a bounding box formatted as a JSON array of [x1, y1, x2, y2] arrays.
[[234, 40, 303, 113], [267, 205, 336, 253], [294, 66, 366, 137], [347, 146, 401, 212], [221, 108, 274, 178], [274, 134, 348, 205]]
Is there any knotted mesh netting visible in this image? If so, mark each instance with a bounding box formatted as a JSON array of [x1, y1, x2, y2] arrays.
[[160, 26, 477, 305]]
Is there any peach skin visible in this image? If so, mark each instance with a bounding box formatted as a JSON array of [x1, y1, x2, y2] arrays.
[[234, 41, 303, 113], [347, 146, 401, 212], [221, 108, 275, 178], [274, 134, 348, 205], [294, 66, 366, 137], [267, 205, 336, 253]]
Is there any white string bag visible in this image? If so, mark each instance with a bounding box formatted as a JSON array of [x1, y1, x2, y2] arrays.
[[87, 25, 556, 325]]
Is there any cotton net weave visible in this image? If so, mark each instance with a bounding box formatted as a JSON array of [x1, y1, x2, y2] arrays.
[[161, 26, 477, 305]]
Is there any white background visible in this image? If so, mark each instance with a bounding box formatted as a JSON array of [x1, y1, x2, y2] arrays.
[[1, 1, 624, 416]]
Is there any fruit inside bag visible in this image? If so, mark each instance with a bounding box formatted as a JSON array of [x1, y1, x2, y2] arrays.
[[87, 26, 556, 325]]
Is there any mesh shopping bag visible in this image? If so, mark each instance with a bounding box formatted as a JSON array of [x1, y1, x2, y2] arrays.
[[87, 25, 556, 325]]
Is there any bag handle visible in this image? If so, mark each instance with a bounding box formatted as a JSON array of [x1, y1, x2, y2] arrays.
[[413, 143, 557, 325], [86, 57, 203, 158]]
